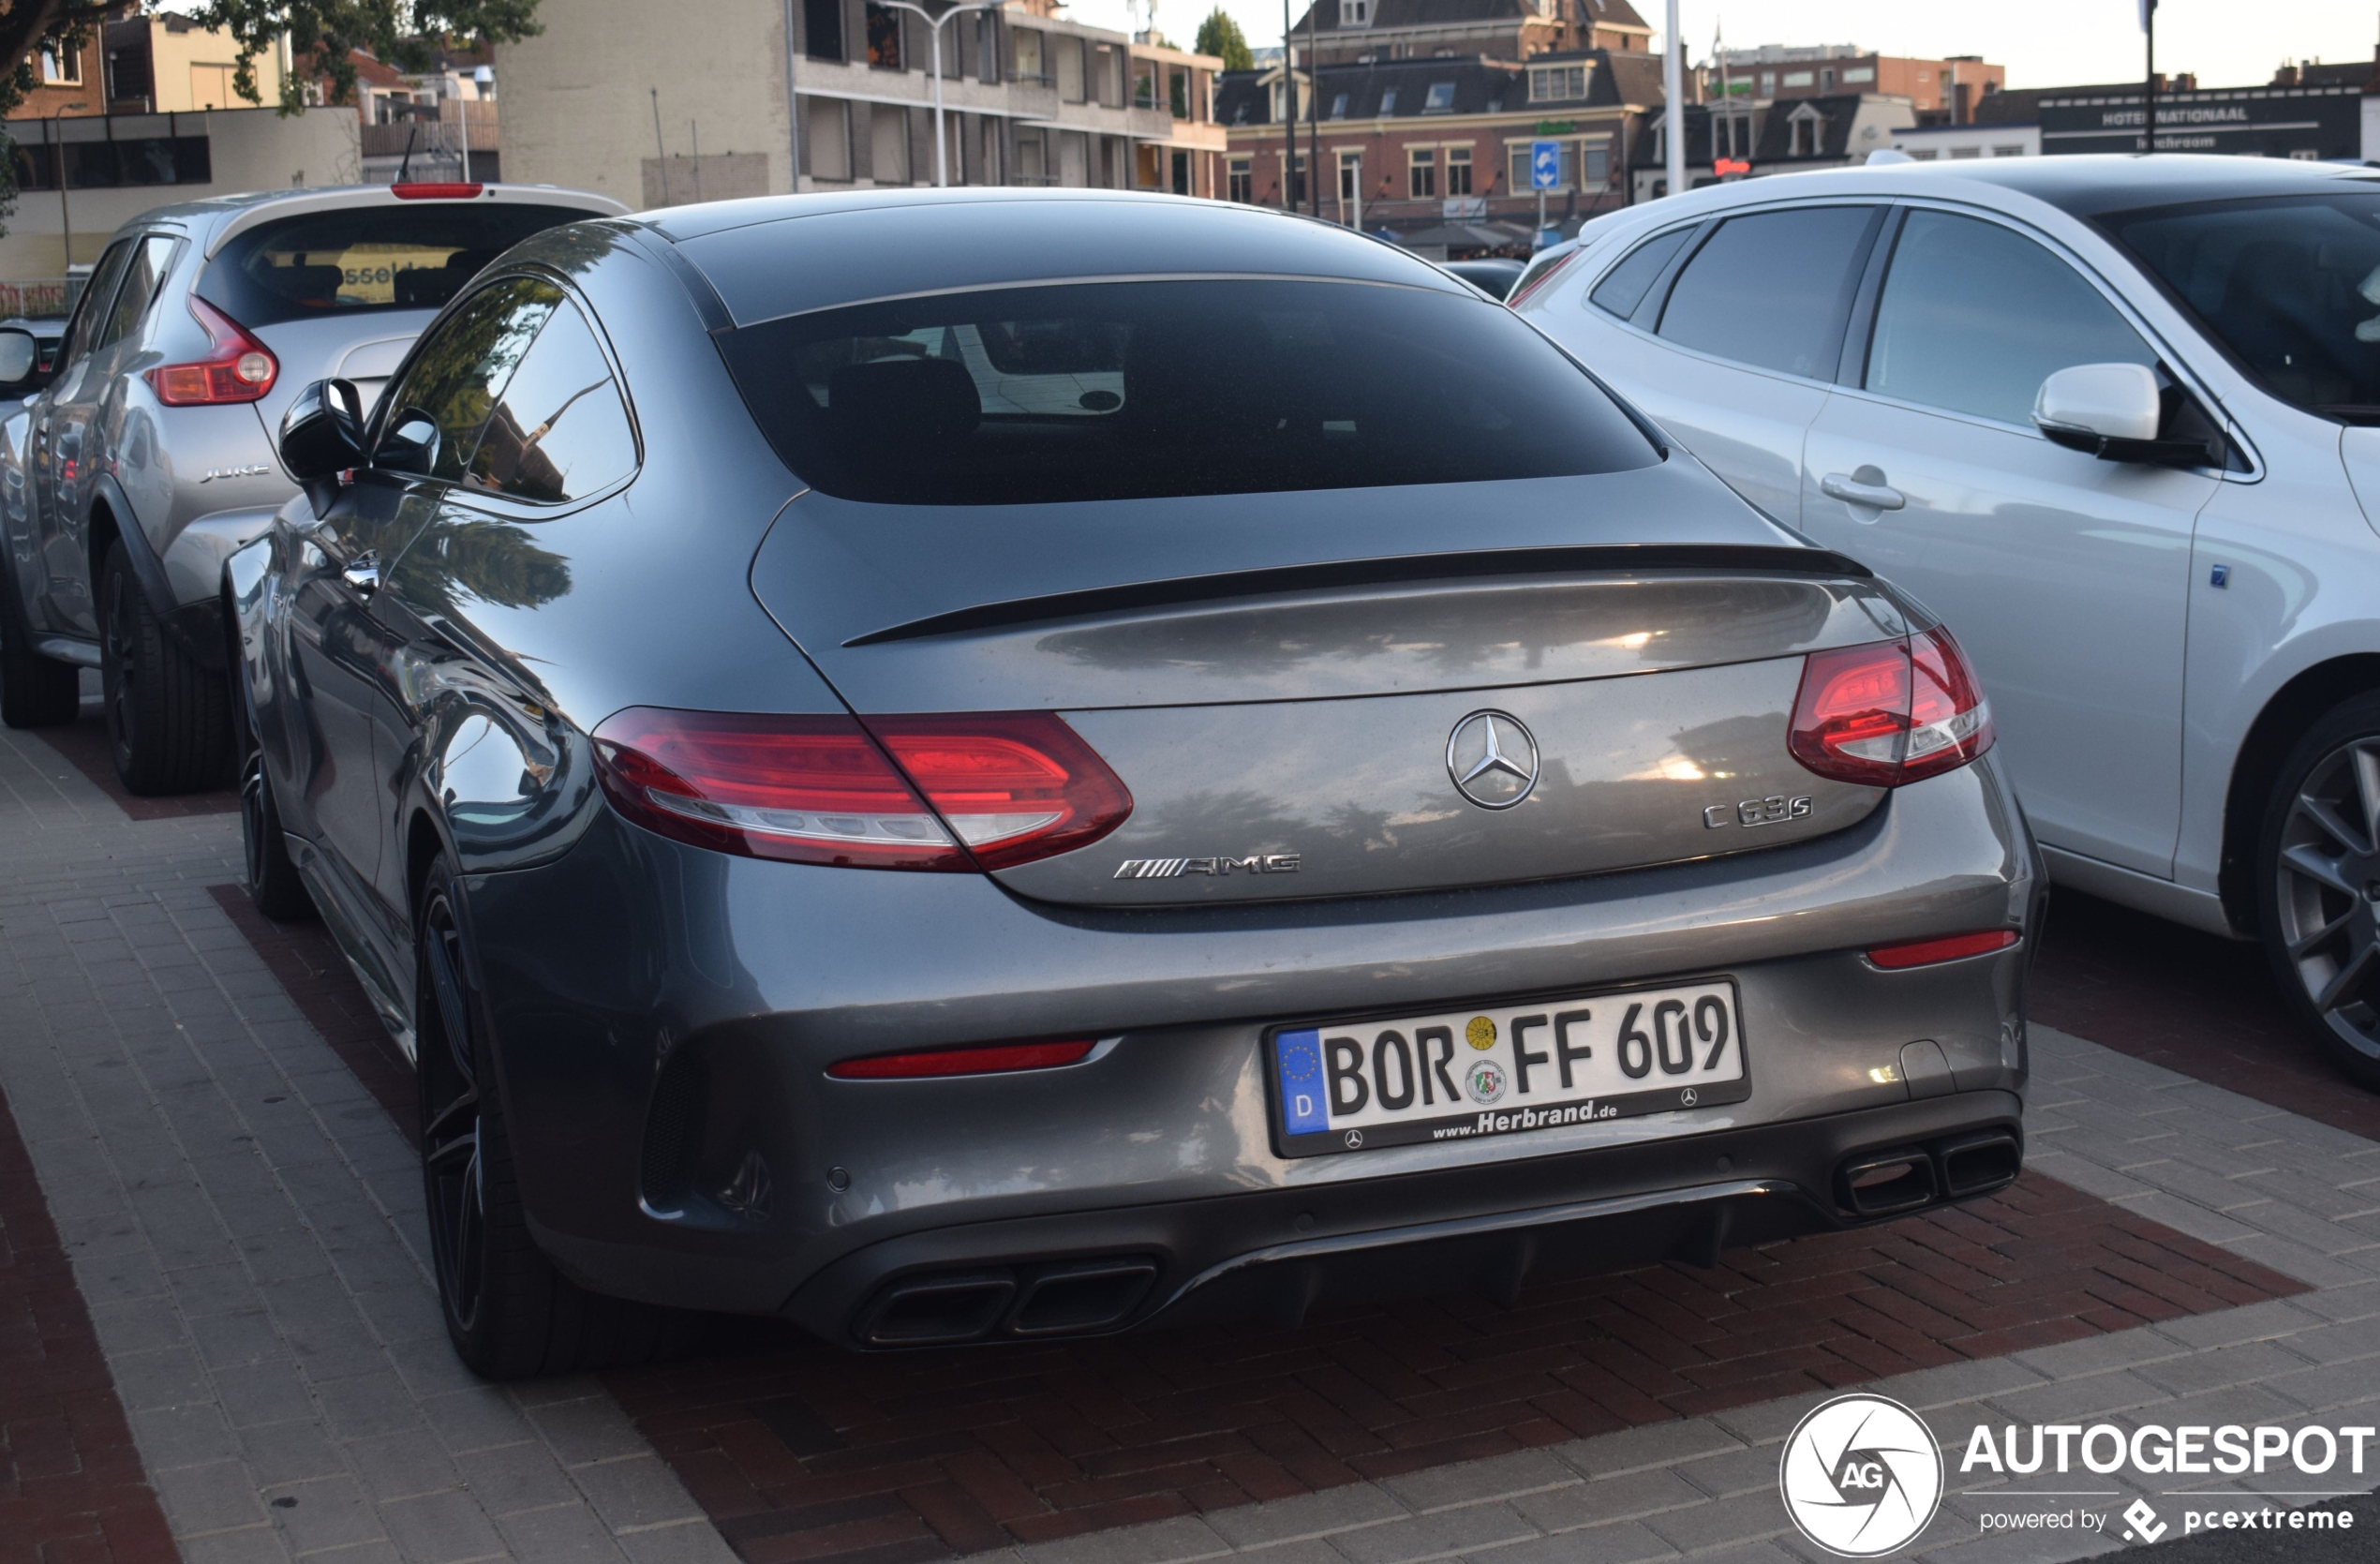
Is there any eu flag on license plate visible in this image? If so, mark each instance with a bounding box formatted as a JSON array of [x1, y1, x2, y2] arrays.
[[1276, 1028, 1328, 1135]]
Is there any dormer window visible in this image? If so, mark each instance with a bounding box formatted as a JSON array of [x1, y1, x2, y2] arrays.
[[1422, 81, 1455, 112], [1330, 92, 1348, 117], [1528, 63, 1586, 101], [1378, 87, 1397, 112], [1340, 0, 1372, 25], [1788, 103, 1822, 156]]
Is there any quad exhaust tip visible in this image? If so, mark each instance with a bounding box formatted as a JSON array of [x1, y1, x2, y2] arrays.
[[855, 1257, 1158, 1347], [1835, 1128, 2020, 1218]]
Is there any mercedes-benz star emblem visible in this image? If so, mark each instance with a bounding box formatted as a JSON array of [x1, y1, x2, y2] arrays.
[[1446, 710, 1540, 810]]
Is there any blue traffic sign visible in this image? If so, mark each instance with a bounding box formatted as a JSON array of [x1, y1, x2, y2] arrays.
[[1530, 140, 1561, 190]]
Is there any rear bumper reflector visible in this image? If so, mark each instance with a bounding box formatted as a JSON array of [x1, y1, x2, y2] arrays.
[[1866, 929, 2019, 970]]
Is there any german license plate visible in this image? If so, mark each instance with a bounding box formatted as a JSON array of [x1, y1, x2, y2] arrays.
[[1269, 979, 1749, 1157]]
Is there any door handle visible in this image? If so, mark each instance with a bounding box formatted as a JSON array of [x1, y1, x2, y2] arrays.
[[1821, 472, 1906, 511], [341, 551, 381, 595]]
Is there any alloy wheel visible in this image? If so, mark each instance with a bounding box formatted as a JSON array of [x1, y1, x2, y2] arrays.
[[102, 565, 136, 765], [240, 754, 272, 891], [418, 892, 487, 1333], [2272, 735, 2380, 1066]]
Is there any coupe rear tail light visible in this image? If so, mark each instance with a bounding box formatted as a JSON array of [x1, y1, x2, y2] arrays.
[[589, 708, 1132, 871], [828, 1039, 1097, 1079], [144, 296, 278, 406], [1789, 626, 1993, 788], [1867, 929, 2020, 969], [390, 182, 484, 200]]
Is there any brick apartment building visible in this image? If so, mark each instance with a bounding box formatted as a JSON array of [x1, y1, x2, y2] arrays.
[[1701, 43, 2003, 126], [1220, 0, 1662, 254]]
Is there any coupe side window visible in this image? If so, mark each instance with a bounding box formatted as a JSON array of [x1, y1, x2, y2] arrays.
[[1867, 211, 2155, 426], [1656, 206, 1879, 380], [57, 239, 136, 367], [1587, 227, 1690, 320], [376, 276, 562, 483], [462, 299, 634, 503], [96, 235, 177, 352]]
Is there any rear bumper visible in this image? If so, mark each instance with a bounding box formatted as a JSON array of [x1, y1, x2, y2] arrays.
[[464, 753, 2040, 1331]]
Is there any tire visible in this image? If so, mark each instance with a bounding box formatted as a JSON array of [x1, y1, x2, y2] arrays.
[[99, 542, 231, 795], [415, 857, 701, 1378], [2257, 690, 2380, 1092], [0, 572, 80, 728]]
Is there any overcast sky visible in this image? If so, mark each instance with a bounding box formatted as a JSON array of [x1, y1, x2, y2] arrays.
[[1063, 0, 2378, 91]]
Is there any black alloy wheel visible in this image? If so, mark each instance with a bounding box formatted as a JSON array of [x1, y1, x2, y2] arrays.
[[97, 542, 231, 794], [239, 751, 315, 920], [413, 857, 699, 1378], [2261, 693, 2380, 1091]]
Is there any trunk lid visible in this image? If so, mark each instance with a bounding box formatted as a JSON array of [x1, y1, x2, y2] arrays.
[[749, 465, 1911, 904]]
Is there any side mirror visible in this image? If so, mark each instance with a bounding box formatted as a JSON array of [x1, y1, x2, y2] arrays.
[[278, 378, 364, 510], [2033, 362, 2212, 467], [0, 326, 46, 395]]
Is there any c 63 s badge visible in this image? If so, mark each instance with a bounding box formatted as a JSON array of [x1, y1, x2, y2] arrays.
[[1704, 795, 1813, 829], [1115, 853, 1301, 880]]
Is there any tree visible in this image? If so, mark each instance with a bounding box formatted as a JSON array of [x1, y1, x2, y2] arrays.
[[1194, 7, 1253, 70], [0, 1, 547, 122]]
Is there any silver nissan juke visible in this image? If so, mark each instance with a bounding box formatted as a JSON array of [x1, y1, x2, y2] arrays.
[[226, 188, 2042, 1378]]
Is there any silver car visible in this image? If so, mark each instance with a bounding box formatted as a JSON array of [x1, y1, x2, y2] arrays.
[[226, 190, 2038, 1378], [1514, 155, 2380, 1092], [0, 181, 625, 789]]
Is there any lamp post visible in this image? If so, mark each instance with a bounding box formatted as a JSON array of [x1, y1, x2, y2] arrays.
[[51, 100, 87, 269], [871, 0, 1007, 186]]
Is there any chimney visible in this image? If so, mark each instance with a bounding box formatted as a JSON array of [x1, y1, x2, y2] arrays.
[[2274, 62, 2299, 87]]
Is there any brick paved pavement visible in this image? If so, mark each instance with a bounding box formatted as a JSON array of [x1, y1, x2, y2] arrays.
[[0, 718, 731, 1564]]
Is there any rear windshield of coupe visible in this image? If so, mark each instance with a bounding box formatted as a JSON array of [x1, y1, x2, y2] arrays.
[[198, 203, 605, 327], [718, 277, 1659, 505], [2107, 191, 2380, 421]]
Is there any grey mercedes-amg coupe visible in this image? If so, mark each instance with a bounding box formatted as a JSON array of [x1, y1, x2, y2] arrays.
[[227, 188, 2041, 1378]]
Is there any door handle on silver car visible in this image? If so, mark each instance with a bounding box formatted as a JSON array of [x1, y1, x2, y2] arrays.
[[1820, 471, 1906, 511], [341, 551, 381, 595]]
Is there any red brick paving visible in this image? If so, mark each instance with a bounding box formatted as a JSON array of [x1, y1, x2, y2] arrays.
[[30, 709, 235, 822], [0, 1080, 180, 1564], [2028, 887, 2380, 1141], [203, 877, 2327, 1564]]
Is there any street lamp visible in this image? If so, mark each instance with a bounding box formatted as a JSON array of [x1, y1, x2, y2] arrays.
[[52, 100, 87, 269], [870, 0, 1006, 187]]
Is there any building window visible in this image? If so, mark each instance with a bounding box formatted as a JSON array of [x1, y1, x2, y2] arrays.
[[1228, 156, 1252, 201], [1290, 152, 1306, 206], [1843, 66, 1874, 83], [1329, 92, 1347, 118], [1377, 87, 1397, 113], [1338, 149, 1361, 205], [1408, 145, 1435, 197], [1991, 143, 2024, 157], [804, 0, 845, 61], [1758, 70, 1775, 95], [1169, 66, 1190, 118], [1422, 82, 1455, 112], [1582, 141, 1608, 186], [867, 4, 904, 69], [1788, 108, 1820, 156], [1948, 145, 1981, 159], [1134, 58, 1157, 108], [808, 98, 853, 179], [1445, 144, 1472, 194], [1781, 69, 1812, 87], [1341, 0, 1372, 23], [1528, 64, 1586, 101], [1904, 147, 1937, 159], [40, 47, 81, 84], [1013, 27, 1044, 83], [1819, 67, 1834, 90]]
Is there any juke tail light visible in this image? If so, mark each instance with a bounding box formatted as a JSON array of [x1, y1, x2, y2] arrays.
[[144, 295, 278, 406], [1789, 625, 1994, 787], [589, 708, 1132, 871]]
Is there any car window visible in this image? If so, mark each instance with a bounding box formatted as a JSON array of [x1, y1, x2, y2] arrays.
[[378, 276, 562, 484], [197, 202, 604, 328], [1588, 227, 1691, 320], [96, 235, 177, 352], [719, 276, 1659, 505], [1867, 210, 2155, 426], [461, 297, 634, 503], [2106, 192, 2380, 420], [1657, 207, 1879, 379], [58, 239, 136, 366]]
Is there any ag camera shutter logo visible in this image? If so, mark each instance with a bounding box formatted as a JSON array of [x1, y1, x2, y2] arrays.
[[1779, 1393, 1944, 1557]]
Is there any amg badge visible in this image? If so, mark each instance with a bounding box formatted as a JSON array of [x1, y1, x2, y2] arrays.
[[1114, 854, 1301, 880]]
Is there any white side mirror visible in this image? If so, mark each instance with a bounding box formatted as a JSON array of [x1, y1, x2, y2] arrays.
[[2033, 362, 2161, 445]]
